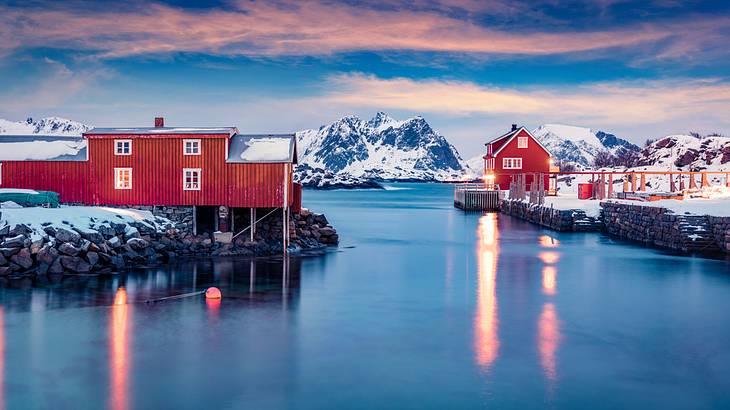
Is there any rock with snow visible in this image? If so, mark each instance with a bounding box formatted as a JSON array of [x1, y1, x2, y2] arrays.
[[295, 112, 465, 186], [637, 134, 730, 170]]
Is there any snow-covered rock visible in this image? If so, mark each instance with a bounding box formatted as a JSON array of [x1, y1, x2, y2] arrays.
[[0, 117, 91, 136], [295, 112, 465, 185], [637, 134, 730, 170], [532, 124, 639, 168]]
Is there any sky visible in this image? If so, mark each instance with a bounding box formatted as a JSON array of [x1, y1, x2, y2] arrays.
[[1, 0, 729, 157]]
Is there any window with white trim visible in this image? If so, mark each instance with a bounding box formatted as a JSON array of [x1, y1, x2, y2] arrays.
[[183, 168, 201, 191], [502, 158, 522, 169], [115, 139, 132, 155], [183, 139, 201, 155], [114, 168, 132, 190], [518, 136, 528, 148]]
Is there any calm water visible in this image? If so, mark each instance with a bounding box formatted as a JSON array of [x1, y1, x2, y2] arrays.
[[2, 183, 730, 409]]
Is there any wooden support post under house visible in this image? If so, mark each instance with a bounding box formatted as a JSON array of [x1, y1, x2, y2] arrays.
[[639, 173, 646, 191], [727, 173, 730, 188], [623, 175, 629, 192], [608, 174, 613, 198], [599, 174, 605, 199], [679, 175, 686, 191], [630, 173, 636, 192], [689, 173, 697, 189], [250, 208, 256, 242], [701, 173, 709, 188], [670, 174, 677, 192]]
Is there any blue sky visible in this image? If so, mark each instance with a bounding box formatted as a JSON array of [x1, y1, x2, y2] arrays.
[[1, 0, 729, 157]]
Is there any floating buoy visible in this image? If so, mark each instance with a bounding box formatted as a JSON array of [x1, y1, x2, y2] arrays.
[[205, 287, 222, 299]]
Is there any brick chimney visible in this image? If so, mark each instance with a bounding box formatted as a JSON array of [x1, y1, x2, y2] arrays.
[[155, 117, 164, 128], [511, 124, 517, 131]]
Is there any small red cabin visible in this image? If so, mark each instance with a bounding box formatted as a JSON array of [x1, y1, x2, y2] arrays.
[[484, 125, 552, 189], [0, 118, 301, 235]]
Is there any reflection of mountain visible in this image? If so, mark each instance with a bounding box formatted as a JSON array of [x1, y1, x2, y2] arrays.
[[475, 213, 500, 370]]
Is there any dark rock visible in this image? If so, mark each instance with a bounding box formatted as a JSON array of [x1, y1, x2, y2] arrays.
[[49, 258, 64, 274], [58, 242, 81, 256], [37, 245, 58, 265], [79, 230, 104, 245], [2, 234, 27, 248], [60, 256, 91, 273], [0, 266, 11, 276], [9, 224, 30, 236], [86, 251, 99, 267], [0, 247, 20, 258], [0, 253, 6, 266], [43, 226, 57, 237], [0, 225, 9, 236], [55, 228, 81, 244], [127, 238, 149, 251], [11, 248, 33, 270]]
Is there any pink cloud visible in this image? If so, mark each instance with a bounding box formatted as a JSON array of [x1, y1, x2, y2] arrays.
[[0, 1, 717, 59]]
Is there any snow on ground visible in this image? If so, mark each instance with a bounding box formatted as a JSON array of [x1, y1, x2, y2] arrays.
[[0, 206, 170, 241], [541, 194, 603, 217]]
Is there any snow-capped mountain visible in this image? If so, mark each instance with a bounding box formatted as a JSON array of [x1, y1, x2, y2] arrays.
[[637, 134, 730, 170], [295, 112, 465, 183], [532, 124, 639, 167], [0, 117, 91, 135]]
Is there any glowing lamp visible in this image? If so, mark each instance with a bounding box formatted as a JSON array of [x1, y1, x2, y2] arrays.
[[205, 287, 222, 299]]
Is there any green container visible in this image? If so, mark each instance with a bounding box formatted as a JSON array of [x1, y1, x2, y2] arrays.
[[0, 190, 60, 208]]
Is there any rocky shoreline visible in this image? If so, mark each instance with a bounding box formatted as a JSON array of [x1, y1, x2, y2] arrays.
[[0, 208, 338, 279]]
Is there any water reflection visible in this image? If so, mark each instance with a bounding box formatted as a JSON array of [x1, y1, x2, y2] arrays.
[[538, 303, 560, 382], [110, 287, 130, 410], [0, 307, 4, 410], [474, 213, 500, 370], [537, 236, 561, 385]]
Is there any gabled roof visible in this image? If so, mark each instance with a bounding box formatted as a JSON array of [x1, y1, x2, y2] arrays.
[[491, 127, 552, 157], [227, 134, 297, 163], [485, 128, 519, 146], [0, 135, 87, 161], [85, 127, 237, 136]]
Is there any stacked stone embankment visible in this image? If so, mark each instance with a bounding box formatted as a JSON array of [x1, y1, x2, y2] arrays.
[[600, 202, 720, 253], [0, 208, 338, 279], [499, 200, 602, 232]]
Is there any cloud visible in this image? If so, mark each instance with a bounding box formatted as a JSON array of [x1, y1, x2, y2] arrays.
[[0, 1, 723, 60], [308, 73, 730, 128]]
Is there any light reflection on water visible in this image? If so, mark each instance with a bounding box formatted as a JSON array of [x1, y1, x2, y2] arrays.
[[474, 213, 499, 371], [110, 287, 129, 410]]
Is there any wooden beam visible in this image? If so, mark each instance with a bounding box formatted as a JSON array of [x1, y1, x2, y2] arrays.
[[639, 173, 646, 191]]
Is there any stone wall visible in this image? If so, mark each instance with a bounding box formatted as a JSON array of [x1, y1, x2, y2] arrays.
[[601, 202, 721, 253], [499, 200, 602, 232], [708, 216, 730, 253], [114, 205, 194, 233]]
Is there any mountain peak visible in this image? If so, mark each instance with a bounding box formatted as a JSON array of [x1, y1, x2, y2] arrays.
[[367, 111, 399, 130], [533, 123, 638, 167], [0, 116, 92, 136]]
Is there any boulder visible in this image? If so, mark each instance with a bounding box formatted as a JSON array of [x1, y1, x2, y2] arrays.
[[60, 256, 92, 273], [48, 258, 64, 274], [37, 245, 59, 265], [0, 266, 12, 276], [2, 234, 27, 248], [10, 248, 33, 270], [0, 253, 6, 266], [0, 225, 9, 236], [127, 238, 149, 251], [43, 226, 57, 237], [0, 247, 20, 258], [55, 228, 81, 244], [108, 236, 122, 249], [79, 230, 104, 245], [58, 242, 81, 257], [30, 239, 44, 254], [86, 251, 99, 267], [9, 224, 30, 236]]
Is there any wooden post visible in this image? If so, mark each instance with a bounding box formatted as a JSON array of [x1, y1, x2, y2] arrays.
[[679, 175, 686, 191], [670, 173, 676, 192], [623, 175, 629, 193], [639, 173, 646, 191], [629, 173, 635, 192], [250, 208, 256, 242], [689, 173, 697, 189], [727, 173, 730, 188], [701, 172, 709, 188], [608, 173, 613, 198]]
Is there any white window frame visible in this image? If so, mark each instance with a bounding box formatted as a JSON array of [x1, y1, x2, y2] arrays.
[[502, 158, 523, 169], [114, 168, 132, 190], [115, 139, 132, 156], [183, 139, 201, 156], [183, 168, 201, 191], [517, 136, 528, 149]]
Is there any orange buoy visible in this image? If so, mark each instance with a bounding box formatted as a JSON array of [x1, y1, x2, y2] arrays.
[[205, 287, 222, 299]]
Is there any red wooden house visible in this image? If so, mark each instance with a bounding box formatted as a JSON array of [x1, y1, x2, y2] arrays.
[[0, 117, 300, 237], [484, 124, 552, 189]]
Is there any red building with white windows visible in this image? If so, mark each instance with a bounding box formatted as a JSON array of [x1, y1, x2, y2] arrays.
[[0, 117, 300, 235], [483, 124, 552, 189]]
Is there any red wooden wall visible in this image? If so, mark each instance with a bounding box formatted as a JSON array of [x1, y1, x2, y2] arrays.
[[1, 133, 295, 209]]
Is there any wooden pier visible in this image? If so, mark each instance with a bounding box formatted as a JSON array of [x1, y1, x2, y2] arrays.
[[454, 184, 503, 211]]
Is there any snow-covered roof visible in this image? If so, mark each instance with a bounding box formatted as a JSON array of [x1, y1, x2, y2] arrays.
[[227, 134, 297, 163], [85, 127, 237, 136], [492, 127, 553, 157], [0, 135, 87, 161]]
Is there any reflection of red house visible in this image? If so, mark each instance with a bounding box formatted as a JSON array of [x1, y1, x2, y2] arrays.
[[484, 125, 552, 189]]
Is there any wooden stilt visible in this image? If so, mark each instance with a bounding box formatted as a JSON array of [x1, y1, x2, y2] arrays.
[[726, 173, 730, 188], [689, 173, 697, 189], [701, 173, 709, 188], [608, 173, 613, 198], [670, 174, 676, 192], [623, 175, 629, 193], [630, 173, 636, 192], [679, 175, 686, 191], [639, 173, 646, 191], [250, 208, 255, 241]]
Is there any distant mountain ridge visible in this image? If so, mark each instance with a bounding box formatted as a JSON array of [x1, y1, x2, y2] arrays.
[[295, 112, 465, 183], [0, 117, 92, 135], [532, 124, 640, 168]]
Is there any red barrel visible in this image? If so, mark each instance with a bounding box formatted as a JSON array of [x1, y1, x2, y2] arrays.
[[578, 183, 593, 200]]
